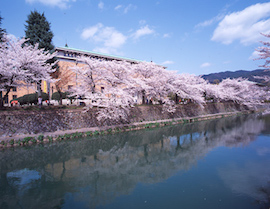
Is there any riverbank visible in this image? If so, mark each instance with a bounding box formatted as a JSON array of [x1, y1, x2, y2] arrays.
[[0, 101, 261, 147], [0, 110, 250, 148]]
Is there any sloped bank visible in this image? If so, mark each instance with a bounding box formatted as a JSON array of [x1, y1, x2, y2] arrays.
[[0, 102, 251, 144]]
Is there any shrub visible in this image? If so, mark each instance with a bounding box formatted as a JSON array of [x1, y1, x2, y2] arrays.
[[52, 91, 75, 103], [77, 132, 83, 138], [85, 131, 92, 136], [48, 136, 53, 142], [37, 134, 44, 142], [93, 130, 99, 136], [11, 92, 49, 106], [71, 132, 82, 138], [30, 138, 37, 143], [57, 135, 64, 141], [64, 133, 71, 140], [22, 137, 33, 144], [16, 140, 22, 145], [145, 124, 150, 128], [9, 139, 14, 145], [52, 91, 67, 101]]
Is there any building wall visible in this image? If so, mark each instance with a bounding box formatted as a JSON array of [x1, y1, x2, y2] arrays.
[[3, 84, 37, 105], [55, 59, 79, 93]]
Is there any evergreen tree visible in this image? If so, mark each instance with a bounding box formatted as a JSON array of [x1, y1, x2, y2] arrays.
[[0, 14, 6, 43], [25, 11, 54, 51], [0, 14, 6, 107], [25, 11, 54, 97]]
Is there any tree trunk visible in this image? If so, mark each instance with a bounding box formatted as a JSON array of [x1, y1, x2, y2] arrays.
[[37, 81, 42, 97], [0, 91, 3, 108], [58, 90, 63, 105], [175, 93, 179, 104], [0, 88, 11, 109], [142, 90, 145, 104]]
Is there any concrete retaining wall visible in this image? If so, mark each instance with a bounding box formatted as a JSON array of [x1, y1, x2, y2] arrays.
[[0, 102, 249, 139]]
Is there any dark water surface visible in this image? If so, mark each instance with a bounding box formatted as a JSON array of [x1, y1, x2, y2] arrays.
[[1, 114, 270, 209]]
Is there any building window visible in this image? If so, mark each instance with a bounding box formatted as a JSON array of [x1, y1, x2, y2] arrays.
[[12, 87, 17, 92], [101, 87, 104, 93], [13, 95, 17, 100]]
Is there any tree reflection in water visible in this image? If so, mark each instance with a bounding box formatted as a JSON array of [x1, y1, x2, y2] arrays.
[[0, 114, 269, 209]]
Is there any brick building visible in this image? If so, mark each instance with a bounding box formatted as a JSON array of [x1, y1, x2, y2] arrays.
[[4, 46, 148, 106]]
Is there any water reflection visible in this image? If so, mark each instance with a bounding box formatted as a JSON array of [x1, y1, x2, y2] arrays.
[[219, 160, 270, 207], [0, 114, 269, 209]]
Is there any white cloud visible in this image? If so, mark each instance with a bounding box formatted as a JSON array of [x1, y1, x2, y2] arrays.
[[200, 62, 211, 68], [139, 20, 147, 25], [132, 25, 155, 40], [195, 13, 225, 28], [256, 147, 270, 156], [124, 4, 136, 14], [81, 23, 103, 40], [114, 4, 136, 14], [115, 5, 122, 10], [249, 50, 260, 60], [93, 47, 119, 55], [81, 23, 127, 54], [98, 1, 104, 10], [25, 0, 76, 9], [162, 60, 174, 65], [212, 2, 270, 45], [223, 60, 231, 64], [163, 33, 171, 38], [81, 23, 157, 55]]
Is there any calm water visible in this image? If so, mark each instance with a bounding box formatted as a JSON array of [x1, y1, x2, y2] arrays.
[[0, 114, 270, 209]]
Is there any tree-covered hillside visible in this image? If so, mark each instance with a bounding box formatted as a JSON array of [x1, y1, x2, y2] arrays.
[[202, 69, 270, 84]]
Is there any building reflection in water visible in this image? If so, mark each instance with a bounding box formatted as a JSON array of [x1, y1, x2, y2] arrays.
[[0, 114, 269, 208]]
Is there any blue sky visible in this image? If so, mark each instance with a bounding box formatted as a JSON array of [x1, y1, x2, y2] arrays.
[[2, 0, 270, 75]]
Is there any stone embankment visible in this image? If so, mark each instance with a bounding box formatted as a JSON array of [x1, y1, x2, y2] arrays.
[[0, 102, 254, 145]]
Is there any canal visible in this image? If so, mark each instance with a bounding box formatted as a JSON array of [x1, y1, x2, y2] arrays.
[[0, 113, 270, 209]]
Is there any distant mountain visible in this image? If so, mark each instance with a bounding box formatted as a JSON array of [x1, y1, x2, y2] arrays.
[[201, 69, 270, 84]]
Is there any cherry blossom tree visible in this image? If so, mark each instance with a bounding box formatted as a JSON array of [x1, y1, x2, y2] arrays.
[[132, 61, 175, 103], [71, 57, 185, 121], [213, 78, 265, 108], [71, 57, 137, 123], [51, 64, 74, 105], [131, 63, 208, 113], [254, 75, 270, 101], [70, 54, 267, 123], [254, 75, 270, 83], [170, 74, 208, 105], [255, 33, 270, 69], [71, 56, 209, 121], [0, 35, 57, 107]]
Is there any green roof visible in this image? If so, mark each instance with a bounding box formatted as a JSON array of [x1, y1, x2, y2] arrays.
[[56, 46, 145, 63]]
